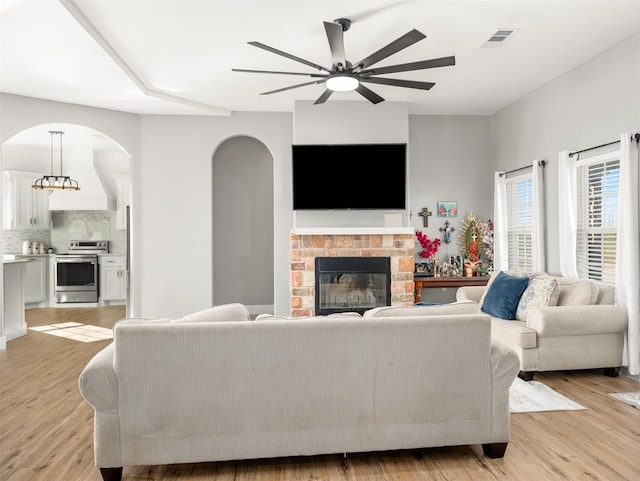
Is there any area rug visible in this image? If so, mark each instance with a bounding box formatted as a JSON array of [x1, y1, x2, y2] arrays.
[[509, 377, 586, 413], [608, 392, 640, 409]]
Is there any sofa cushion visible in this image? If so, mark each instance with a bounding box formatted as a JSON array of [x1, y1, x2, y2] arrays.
[[176, 303, 250, 323], [327, 312, 363, 318], [491, 318, 538, 349], [363, 300, 480, 317], [481, 271, 529, 320], [254, 311, 362, 321], [516, 276, 560, 321], [556, 278, 599, 306]]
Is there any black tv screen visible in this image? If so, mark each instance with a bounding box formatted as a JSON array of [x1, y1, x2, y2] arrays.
[[292, 143, 406, 210]]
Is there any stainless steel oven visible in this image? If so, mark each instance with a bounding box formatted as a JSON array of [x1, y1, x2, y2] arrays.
[[54, 241, 108, 303]]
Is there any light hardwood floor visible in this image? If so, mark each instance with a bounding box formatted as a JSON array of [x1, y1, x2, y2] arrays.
[[1, 307, 639, 481]]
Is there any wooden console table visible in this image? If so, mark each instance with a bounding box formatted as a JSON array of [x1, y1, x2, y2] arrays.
[[414, 275, 490, 303]]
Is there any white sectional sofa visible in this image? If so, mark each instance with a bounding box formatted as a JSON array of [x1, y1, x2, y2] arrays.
[[457, 272, 628, 380], [79, 302, 519, 481]]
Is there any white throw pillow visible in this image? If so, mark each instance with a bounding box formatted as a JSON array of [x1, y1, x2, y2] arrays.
[[254, 311, 362, 321], [363, 301, 480, 317], [515, 277, 560, 321], [327, 312, 362, 318], [176, 303, 250, 323]]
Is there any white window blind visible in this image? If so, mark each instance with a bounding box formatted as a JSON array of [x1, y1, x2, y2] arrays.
[[505, 173, 533, 272], [576, 151, 620, 283]]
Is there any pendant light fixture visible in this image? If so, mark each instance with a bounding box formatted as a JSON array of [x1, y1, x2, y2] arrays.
[[33, 131, 80, 191]]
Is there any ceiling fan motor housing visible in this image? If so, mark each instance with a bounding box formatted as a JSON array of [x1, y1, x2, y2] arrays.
[[334, 18, 352, 32]]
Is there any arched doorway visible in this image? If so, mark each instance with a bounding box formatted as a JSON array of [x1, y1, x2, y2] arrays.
[[212, 136, 274, 313], [1, 122, 132, 313]]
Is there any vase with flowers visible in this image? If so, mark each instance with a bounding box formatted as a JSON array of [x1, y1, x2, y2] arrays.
[[415, 230, 441, 276]]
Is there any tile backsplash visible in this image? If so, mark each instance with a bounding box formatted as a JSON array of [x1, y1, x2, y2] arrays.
[[3, 211, 126, 254], [3, 229, 51, 254]]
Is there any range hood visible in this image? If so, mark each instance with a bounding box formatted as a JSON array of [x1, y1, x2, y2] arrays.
[[48, 159, 116, 211]]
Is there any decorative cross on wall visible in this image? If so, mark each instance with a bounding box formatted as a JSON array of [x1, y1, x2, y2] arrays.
[[418, 207, 432, 227], [439, 220, 455, 243]]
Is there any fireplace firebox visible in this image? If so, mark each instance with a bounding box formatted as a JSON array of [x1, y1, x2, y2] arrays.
[[315, 257, 391, 315]]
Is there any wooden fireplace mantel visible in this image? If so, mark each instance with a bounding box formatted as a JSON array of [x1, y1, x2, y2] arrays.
[[414, 275, 489, 303]]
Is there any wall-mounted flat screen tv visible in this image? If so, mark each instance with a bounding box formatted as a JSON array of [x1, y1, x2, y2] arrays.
[[292, 143, 407, 210]]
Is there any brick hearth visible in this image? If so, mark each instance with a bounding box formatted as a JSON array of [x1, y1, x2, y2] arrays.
[[289, 231, 415, 317]]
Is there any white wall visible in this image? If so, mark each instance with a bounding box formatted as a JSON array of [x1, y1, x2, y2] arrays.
[[294, 100, 409, 144], [490, 32, 640, 275], [139, 113, 292, 318], [409, 115, 492, 303]]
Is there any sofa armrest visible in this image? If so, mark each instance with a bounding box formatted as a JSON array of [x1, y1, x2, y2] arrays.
[[78, 343, 118, 412], [490, 338, 520, 388], [527, 305, 628, 337], [456, 286, 485, 303]]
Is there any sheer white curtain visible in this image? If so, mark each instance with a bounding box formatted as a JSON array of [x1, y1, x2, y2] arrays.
[[493, 172, 508, 271], [616, 133, 640, 375], [557, 150, 579, 278], [532, 160, 546, 272]]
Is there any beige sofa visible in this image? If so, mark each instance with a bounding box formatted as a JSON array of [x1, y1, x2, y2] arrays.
[[457, 273, 628, 380], [79, 302, 519, 481]]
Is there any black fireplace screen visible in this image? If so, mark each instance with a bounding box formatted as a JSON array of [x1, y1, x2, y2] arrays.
[[315, 257, 391, 315]]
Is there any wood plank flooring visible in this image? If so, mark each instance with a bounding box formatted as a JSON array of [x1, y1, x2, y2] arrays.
[[1, 307, 639, 481]]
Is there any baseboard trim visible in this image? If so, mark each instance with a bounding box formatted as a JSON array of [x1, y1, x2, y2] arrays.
[[621, 367, 640, 382]]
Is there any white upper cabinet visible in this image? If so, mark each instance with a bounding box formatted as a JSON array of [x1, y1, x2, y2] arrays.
[[2, 171, 51, 230]]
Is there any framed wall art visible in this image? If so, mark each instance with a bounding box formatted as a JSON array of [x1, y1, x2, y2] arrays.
[[437, 201, 457, 217]]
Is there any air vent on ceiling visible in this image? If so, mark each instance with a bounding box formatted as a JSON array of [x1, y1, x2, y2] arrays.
[[481, 29, 516, 48]]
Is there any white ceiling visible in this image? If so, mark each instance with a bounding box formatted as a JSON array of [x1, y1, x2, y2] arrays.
[[1, 0, 640, 119]]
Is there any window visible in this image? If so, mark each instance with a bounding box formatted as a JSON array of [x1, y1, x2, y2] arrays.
[[576, 151, 620, 283], [505, 173, 533, 271]]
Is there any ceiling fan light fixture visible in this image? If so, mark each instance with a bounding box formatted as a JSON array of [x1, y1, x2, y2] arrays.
[[326, 75, 359, 92]]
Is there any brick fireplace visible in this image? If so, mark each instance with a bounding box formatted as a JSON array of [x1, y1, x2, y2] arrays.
[[289, 231, 415, 317]]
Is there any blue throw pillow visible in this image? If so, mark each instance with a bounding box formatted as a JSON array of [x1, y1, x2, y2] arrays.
[[481, 271, 529, 320]]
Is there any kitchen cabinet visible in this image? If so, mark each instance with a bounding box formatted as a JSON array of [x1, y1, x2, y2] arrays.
[[3, 259, 29, 343], [2, 171, 51, 230], [16, 255, 48, 304], [115, 176, 130, 230], [99, 256, 126, 302]]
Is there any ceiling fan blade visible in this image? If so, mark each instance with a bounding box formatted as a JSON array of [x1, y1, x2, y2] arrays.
[[360, 77, 435, 90], [248, 41, 331, 72], [314, 89, 334, 105], [354, 29, 426, 70], [260, 79, 325, 95], [360, 56, 456, 75], [232, 68, 327, 77], [324, 21, 347, 70], [355, 84, 385, 104]]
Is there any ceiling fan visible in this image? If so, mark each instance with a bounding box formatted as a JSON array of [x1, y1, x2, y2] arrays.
[[232, 18, 455, 105]]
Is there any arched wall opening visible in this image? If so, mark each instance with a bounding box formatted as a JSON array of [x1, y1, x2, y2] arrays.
[[1, 122, 133, 331], [212, 135, 274, 314]]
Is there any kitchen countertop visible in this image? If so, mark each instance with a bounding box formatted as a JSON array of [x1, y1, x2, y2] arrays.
[[3, 257, 34, 264]]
